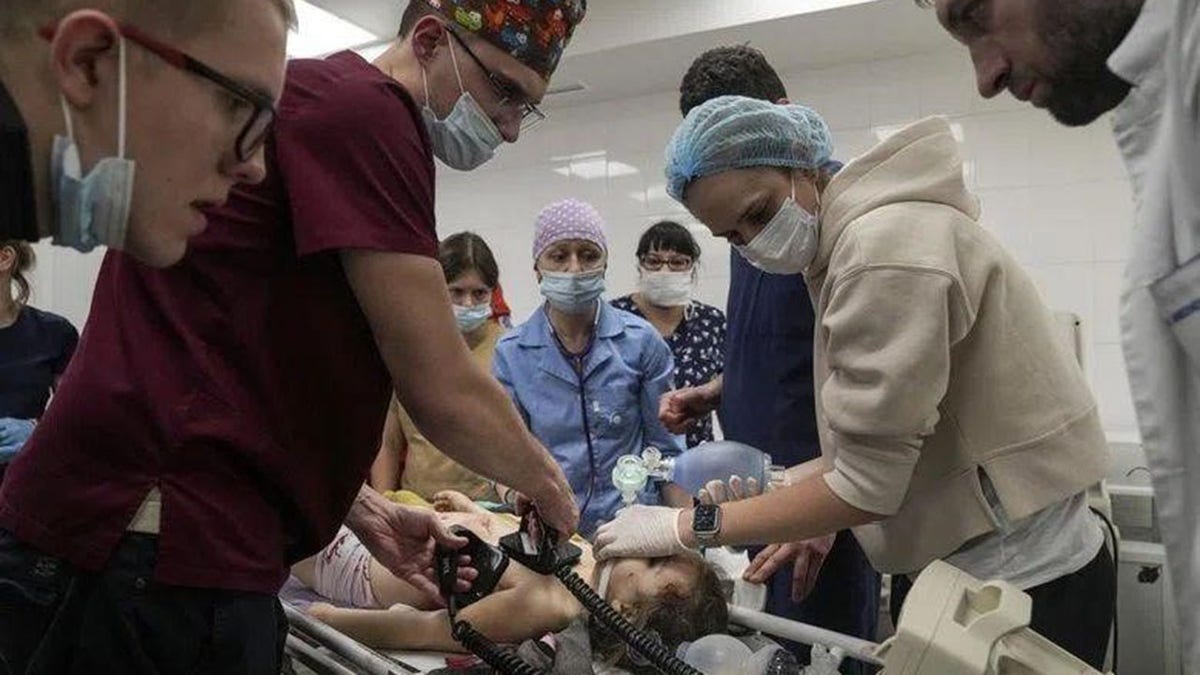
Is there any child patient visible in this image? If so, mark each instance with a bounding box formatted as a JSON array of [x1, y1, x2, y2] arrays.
[[293, 490, 728, 666]]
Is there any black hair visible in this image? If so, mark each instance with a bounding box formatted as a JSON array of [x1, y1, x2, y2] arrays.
[[679, 45, 788, 117], [635, 221, 701, 262], [439, 231, 500, 288]]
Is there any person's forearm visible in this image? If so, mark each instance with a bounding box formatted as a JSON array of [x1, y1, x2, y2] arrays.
[[676, 473, 882, 548], [406, 367, 562, 502], [344, 484, 390, 535], [704, 374, 723, 404], [783, 456, 831, 486]]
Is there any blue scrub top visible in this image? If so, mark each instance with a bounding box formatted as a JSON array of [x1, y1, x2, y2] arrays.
[[0, 306, 78, 420], [493, 302, 684, 536], [719, 252, 820, 466]]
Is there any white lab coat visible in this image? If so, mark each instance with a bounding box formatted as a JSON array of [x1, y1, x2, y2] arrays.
[[1109, 0, 1200, 670]]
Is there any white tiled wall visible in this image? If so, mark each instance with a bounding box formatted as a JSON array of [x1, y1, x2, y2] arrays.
[[436, 48, 1140, 438]]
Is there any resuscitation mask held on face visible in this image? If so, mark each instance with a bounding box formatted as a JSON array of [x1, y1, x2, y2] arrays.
[[540, 270, 605, 315], [51, 38, 135, 253], [734, 174, 819, 276], [420, 35, 505, 171], [453, 302, 492, 333], [639, 270, 693, 307]]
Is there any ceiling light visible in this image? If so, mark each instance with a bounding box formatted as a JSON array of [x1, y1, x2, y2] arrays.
[[288, 1, 381, 59]]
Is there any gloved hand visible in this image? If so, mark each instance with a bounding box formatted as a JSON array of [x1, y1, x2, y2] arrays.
[[0, 418, 36, 462], [593, 505, 689, 561], [696, 474, 763, 505]]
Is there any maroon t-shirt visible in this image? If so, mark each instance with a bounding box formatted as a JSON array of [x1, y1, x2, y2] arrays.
[[0, 53, 438, 593]]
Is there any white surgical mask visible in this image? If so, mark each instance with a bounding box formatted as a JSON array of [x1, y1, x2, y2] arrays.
[[453, 302, 492, 333], [638, 270, 692, 307], [540, 269, 605, 314], [51, 38, 135, 253], [420, 38, 504, 171], [734, 176, 819, 276]]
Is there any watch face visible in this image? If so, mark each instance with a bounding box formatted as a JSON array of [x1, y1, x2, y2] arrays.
[[693, 505, 720, 533]]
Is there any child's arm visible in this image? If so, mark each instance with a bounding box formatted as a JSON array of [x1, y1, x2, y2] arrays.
[[310, 579, 578, 653]]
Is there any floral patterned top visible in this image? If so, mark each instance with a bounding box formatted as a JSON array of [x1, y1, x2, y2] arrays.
[[611, 296, 726, 447]]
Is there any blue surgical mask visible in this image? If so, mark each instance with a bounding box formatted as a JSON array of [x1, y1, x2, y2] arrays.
[[420, 38, 504, 172], [51, 38, 135, 253], [453, 303, 492, 333], [540, 270, 605, 314]]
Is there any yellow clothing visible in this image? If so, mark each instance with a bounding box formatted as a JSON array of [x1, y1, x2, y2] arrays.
[[396, 321, 503, 501]]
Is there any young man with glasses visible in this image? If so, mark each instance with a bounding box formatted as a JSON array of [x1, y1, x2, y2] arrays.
[[0, 1, 293, 268], [0, 1, 586, 672]]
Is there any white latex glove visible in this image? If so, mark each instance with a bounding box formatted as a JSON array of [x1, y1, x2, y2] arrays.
[[593, 505, 689, 561], [696, 475, 762, 505]]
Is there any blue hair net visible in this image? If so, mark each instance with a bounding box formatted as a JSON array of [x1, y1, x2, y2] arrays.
[[665, 95, 835, 202]]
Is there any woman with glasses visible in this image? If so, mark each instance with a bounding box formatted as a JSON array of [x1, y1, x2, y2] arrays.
[[612, 221, 726, 448], [370, 232, 508, 502], [492, 200, 685, 536]]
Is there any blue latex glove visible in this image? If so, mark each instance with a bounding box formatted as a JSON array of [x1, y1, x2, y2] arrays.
[[0, 418, 36, 462]]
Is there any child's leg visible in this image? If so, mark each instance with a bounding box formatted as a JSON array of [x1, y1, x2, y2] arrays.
[[432, 490, 489, 514]]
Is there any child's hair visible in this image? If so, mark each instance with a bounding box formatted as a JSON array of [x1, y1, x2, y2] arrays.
[[589, 553, 730, 672], [439, 231, 500, 288]]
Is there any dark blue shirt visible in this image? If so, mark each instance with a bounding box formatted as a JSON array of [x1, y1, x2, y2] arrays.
[[611, 296, 726, 448], [0, 306, 78, 420], [719, 252, 819, 466]]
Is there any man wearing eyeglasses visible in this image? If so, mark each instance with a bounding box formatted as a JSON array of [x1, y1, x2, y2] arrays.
[[0, 1, 292, 268], [0, 0, 586, 672]]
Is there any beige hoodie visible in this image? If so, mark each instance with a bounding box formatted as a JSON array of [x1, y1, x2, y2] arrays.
[[806, 117, 1110, 575]]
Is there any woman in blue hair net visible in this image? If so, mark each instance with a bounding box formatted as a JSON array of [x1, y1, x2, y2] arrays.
[[595, 97, 1115, 668]]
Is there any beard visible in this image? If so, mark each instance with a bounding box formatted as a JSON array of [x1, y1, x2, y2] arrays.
[[1036, 0, 1143, 126]]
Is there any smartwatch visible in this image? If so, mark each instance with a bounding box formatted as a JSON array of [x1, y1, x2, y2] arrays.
[[692, 504, 722, 547]]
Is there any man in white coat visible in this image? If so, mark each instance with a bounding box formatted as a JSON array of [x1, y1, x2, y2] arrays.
[[926, 0, 1200, 669]]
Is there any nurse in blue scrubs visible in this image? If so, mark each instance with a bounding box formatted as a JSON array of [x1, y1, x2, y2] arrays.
[[492, 199, 685, 536]]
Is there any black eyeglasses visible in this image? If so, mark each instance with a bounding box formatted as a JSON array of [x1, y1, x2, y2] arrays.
[[446, 27, 546, 131], [640, 254, 694, 272], [40, 22, 278, 162]]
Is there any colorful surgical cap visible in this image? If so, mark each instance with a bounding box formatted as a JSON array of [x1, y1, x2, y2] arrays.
[[420, 0, 587, 82]]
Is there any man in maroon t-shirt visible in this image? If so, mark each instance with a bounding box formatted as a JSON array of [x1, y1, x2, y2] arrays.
[[0, 1, 586, 672]]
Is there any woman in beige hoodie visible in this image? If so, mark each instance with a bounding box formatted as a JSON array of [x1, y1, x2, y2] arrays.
[[594, 96, 1114, 667]]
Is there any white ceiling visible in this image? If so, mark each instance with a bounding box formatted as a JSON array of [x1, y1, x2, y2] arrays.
[[309, 0, 958, 109]]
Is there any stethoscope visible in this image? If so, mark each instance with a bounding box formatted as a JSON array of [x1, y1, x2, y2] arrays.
[[547, 303, 601, 518]]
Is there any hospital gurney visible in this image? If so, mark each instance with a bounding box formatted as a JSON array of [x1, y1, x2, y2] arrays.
[[283, 599, 869, 675], [285, 556, 1114, 674]]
